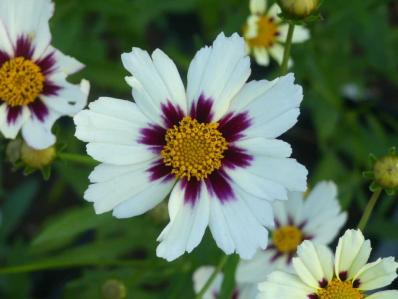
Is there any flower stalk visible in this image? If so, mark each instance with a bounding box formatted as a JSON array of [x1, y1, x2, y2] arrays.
[[194, 255, 229, 299], [280, 23, 295, 75], [357, 188, 382, 231], [58, 152, 97, 167]]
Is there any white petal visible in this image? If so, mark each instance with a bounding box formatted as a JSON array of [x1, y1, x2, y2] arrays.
[[293, 241, 334, 288], [258, 271, 314, 299], [0, 104, 30, 139], [21, 106, 60, 150], [354, 257, 398, 291], [236, 250, 278, 284], [156, 181, 210, 261], [40, 46, 85, 75], [113, 178, 175, 218], [367, 290, 398, 299], [245, 16, 260, 39], [74, 99, 147, 146], [85, 160, 157, 214], [292, 26, 310, 43], [335, 229, 371, 280], [253, 47, 270, 66], [193, 266, 223, 298], [302, 181, 347, 245], [236, 138, 292, 158], [208, 185, 269, 259], [267, 3, 282, 20], [186, 33, 251, 121], [273, 191, 305, 225], [0, 19, 12, 54], [86, 143, 154, 165], [239, 284, 258, 299], [228, 167, 288, 201], [0, 0, 54, 59], [121, 47, 187, 125], [229, 74, 303, 139], [247, 156, 308, 192], [250, 0, 267, 14], [42, 74, 89, 116]]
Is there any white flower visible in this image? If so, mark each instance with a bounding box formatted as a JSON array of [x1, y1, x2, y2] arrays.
[[0, 0, 89, 149], [244, 0, 310, 66], [236, 181, 347, 295], [258, 229, 398, 299], [74, 32, 307, 261]]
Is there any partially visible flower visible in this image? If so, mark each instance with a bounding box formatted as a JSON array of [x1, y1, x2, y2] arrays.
[[243, 0, 309, 66], [277, 0, 320, 19], [364, 147, 398, 195], [74, 33, 308, 261], [258, 229, 398, 299], [236, 181, 346, 296], [0, 0, 89, 150], [193, 266, 250, 299]]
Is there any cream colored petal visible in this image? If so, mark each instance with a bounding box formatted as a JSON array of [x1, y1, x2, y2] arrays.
[[250, 0, 267, 15], [253, 47, 270, 66], [292, 26, 310, 43], [354, 257, 398, 291]]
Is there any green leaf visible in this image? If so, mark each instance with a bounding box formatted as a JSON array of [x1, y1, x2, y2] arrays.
[[218, 255, 239, 299], [31, 206, 112, 253], [0, 179, 39, 239]]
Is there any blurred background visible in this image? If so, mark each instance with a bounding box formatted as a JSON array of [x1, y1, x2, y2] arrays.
[[0, 0, 398, 298]]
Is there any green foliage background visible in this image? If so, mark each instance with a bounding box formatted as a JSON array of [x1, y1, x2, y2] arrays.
[[1, 0, 398, 298]]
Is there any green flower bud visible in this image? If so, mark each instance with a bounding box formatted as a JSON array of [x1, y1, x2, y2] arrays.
[[373, 154, 398, 189], [20, 142, 56, 169], [101, 279, 127, 299], [277, 0, 320, 19]]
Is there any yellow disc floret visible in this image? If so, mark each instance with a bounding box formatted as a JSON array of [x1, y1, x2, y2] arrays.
[[272, 225, 303, 253], [0, 57, 45, 107], [245, 16, 279, 48], [317, 279, 364, 299], [161, 116, 228, 181]]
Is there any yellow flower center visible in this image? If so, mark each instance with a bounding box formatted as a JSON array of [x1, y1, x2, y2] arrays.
[[161, 116, 228, 181], [374, 155, 398, 189], [272, 225, 303, 253], [245, 16, 279, 48], [317, 279, 364, 299], [0, 57, 45, 107]]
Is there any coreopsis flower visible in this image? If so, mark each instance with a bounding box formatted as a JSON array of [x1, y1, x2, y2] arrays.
[[74, 32, 307, 261], [258, 229, 398, 299], [236, 181, 347, 296], [244, 0, 309, 66], [0, 0, 89, 149]]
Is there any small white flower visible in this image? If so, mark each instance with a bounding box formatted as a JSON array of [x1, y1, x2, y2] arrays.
[[236, 181, 347, 296], [244, 0, 310, 66], [258, 229, 398, 299], [0, 0, 89, 149], [74, 32, 307, 261]]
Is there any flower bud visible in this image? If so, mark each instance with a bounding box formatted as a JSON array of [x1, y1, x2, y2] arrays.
[[101, 279, 127, 299], [373, 154, 398, 189], [277, 0, 320, 19], [20, 142, 56, 169]]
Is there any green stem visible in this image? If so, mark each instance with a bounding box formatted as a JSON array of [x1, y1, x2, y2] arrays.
[[0, 259, 160, 274], [358, 189, 382, 231], [194, 255, 229, 299], [280, 23, 295, 76], [58, 152, 97, 167]]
